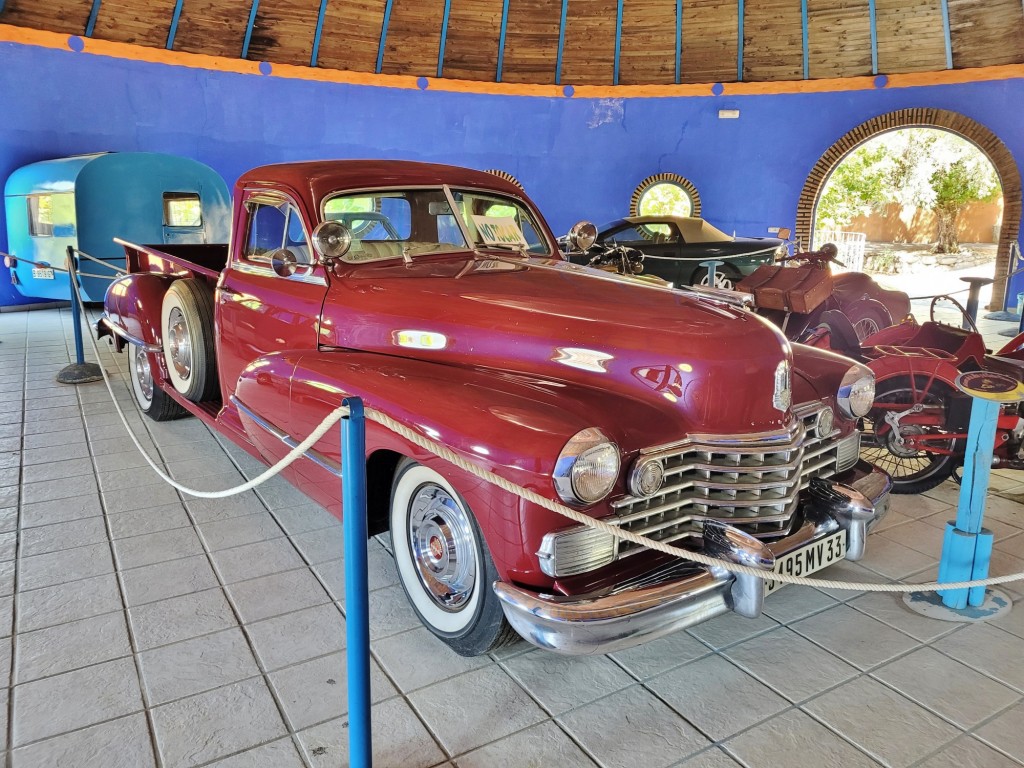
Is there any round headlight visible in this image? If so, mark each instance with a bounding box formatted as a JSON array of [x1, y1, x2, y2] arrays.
[[554, 428, 620, 505], [838, 364, 875, 419], [629, 457, 665, 498]]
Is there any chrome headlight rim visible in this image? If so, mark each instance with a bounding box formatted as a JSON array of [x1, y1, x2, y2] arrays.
[[838, 364, 875, 419], [554, 427, 620, 506]]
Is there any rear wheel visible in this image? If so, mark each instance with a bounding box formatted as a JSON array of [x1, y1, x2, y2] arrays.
[[129, 344, 187, 421], [860, 375, 959, 493], [695, 265, 740, 291], [161, 279, 218, 402], [844, 301, 892, 342], [389, 459, 518, 656]]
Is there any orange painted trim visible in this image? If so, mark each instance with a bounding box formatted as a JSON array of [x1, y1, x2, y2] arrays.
[[1, 23, 1022, 99]]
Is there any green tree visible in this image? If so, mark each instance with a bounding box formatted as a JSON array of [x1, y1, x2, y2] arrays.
[[815, 128, 1001, 253], [816, 144, 891, 231]]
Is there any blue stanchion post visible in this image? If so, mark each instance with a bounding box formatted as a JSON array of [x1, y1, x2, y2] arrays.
[[57, 246, 102, 385], [959, 276, 993, 331], [937, 395, 997, 609], [936, 371, 1024, 609], [700, 259, 724, 288], [341, 397, 371, 767]]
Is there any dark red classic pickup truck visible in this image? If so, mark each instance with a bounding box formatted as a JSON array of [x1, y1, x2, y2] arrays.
[[99, 160, 891, 656]]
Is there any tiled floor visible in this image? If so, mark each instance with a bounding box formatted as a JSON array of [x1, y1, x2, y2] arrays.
[[1, 306, 1024, 767]]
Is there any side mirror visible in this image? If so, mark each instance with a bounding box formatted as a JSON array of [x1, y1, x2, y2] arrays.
[[566, 221, 598, 252], [312, 220, 352, 262], [270, 248, 298, 278]]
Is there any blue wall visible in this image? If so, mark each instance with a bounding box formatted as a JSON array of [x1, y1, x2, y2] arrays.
[[1, 37, 1022, 307]]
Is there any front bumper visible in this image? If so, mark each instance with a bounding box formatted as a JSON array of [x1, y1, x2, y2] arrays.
[[493, 461, 891, 655]]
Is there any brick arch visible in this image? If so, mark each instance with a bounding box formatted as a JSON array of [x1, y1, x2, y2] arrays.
[[795, 109, 1022, 309]]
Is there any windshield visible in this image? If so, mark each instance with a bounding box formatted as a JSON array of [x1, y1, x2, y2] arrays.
[[323, 187, 551, 263]]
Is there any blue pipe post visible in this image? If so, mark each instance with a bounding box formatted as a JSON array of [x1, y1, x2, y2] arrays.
[[68, 247, 86, 366], [342, 397, 371, 767], [936, 373, 1020, 609]]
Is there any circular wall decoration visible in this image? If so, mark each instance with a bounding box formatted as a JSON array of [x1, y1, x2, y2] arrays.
[[630, 173, 701, 219], [483, 169, 525, 192]]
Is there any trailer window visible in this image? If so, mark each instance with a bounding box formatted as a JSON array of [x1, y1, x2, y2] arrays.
[[27, 194, 75, 238], [27, 195, 54, 237], [164, 192, 202, 228]]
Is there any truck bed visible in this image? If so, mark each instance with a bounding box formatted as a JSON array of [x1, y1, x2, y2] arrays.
[[117, 239, 229, 280]]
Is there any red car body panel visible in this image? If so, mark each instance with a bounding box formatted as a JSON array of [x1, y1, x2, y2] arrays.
[[100, 159, 868, 596]]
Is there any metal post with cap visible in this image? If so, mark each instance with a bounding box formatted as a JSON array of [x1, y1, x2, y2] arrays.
[[342, 396, 372, 767], [58, 246, 103, 385], [937, 371, 1021, 609]]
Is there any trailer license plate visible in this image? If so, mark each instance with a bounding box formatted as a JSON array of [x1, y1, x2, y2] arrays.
[[31, 267, 54, 280], [764, 530, 846, 594]]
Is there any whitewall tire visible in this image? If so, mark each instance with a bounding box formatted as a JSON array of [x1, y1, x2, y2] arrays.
[[389, 459, 517, 656]]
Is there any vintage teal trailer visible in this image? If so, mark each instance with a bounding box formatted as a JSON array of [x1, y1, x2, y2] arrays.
[[3, 152, 230, 302]]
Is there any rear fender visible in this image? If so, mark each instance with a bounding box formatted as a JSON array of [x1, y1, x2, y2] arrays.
[[869, 356, 961, 393], [102, 272, 178, 350]]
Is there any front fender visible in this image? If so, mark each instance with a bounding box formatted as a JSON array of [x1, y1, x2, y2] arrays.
[[233, 349, 686, 585], [102, 272, 178, 349]]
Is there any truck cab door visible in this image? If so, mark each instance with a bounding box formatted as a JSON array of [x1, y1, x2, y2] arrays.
[[216, 190, 328, 423]]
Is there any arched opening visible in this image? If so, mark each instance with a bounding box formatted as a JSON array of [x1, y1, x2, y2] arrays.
[[796, 109, 1022, 309]]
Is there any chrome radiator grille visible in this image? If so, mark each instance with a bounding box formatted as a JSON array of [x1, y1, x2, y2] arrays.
[[610, 404, 844, 558]]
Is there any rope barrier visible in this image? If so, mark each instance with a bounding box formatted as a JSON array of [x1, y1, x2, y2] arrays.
[[83, 323, 350, 498], [75, 294, 1024, 594]]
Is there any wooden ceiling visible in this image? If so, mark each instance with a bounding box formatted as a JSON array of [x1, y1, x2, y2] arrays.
[[2, 0, 1022, 85]]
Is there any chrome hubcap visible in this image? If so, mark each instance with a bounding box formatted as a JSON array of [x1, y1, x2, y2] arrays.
[[133, 347, 153, 401], [167, 307, 192, 381], [408, 484, 476, 612]]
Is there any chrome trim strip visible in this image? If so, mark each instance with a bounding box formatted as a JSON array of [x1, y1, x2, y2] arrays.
[[99, 316, 162, 353], [230, 395, 342, 477], [638, 419, 804, 458], [232, 259, 327, 287]]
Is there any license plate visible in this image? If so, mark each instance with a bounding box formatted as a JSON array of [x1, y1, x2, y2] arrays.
[[764, 530, 846, 594], [31, 267, 54, 280]]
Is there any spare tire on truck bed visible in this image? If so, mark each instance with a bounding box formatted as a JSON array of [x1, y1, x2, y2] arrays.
[[160, 278, 219, 402]]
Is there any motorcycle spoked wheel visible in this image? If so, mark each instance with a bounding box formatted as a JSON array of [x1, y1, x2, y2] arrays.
[[844, 301, 892, 342], [860, 375, 960, 494]]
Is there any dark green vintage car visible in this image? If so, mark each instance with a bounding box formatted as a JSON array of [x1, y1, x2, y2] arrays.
[[588, 215, 788, 289]]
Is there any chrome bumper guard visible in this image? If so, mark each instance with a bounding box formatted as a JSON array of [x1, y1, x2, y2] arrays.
[[493, 462, 891, 655]]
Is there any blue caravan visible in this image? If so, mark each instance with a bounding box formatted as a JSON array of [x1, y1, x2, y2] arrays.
[[3, 152, 230, 303]]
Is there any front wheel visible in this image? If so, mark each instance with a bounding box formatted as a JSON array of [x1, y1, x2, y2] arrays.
[[389, 460, 518, 656], [694, 265, 739, 291], [128, 344, 187, 421], [860, 375, 959, 494]]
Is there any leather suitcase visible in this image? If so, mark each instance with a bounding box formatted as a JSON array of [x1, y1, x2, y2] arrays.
[[736, 265, 833, 314]]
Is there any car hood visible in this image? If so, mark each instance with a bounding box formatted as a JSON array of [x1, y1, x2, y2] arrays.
[[322, 255, 798, 439]]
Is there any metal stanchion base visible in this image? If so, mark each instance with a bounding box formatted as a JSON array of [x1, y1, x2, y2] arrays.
[[902, 588, 1013, 623], [56, 362, 103, 384]]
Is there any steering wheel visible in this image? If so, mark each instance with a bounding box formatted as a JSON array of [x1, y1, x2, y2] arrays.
[[929, 294, 979, 334]]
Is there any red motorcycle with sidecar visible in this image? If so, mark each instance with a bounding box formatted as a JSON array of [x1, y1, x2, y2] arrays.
[[803, 295, 1024, 493]]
